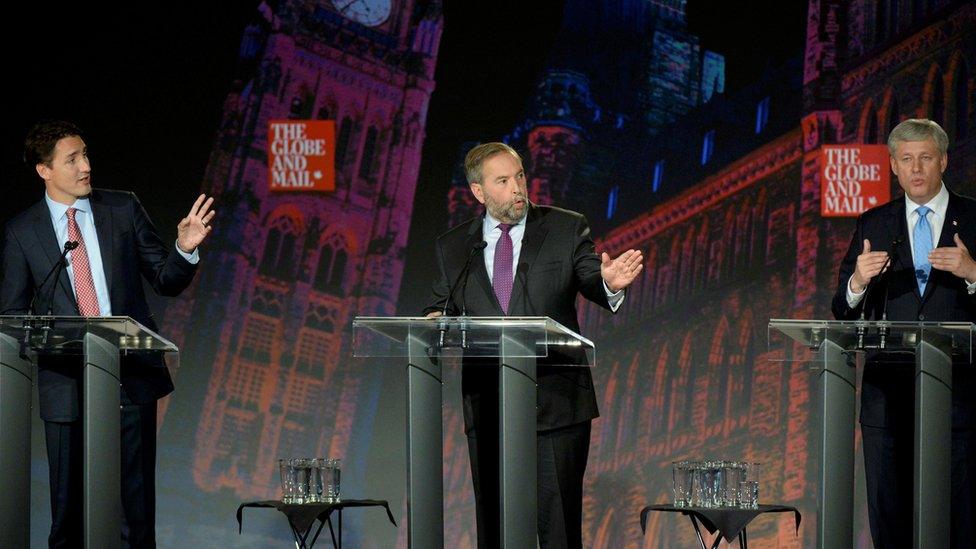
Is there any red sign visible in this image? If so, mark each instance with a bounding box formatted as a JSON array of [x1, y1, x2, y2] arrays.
[[267, 120, 335, 192], [820, 144, 890, 217]]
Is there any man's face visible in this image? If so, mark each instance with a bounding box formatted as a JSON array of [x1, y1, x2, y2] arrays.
[[890, 138, 946, 205], [37, 135, 92, 205], [470, 152, 528, 224]]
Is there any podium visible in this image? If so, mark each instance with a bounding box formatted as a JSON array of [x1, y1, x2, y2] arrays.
[[353, 316, 594, 548], [0, 316, 178, 549], [769, 319, 973, 549]]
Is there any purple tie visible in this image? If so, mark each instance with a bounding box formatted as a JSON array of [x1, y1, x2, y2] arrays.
[[493, 223, 514, 313]]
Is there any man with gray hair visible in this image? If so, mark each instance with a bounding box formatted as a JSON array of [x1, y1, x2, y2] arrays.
[[425, 141, 643, 548], [832, 118, 976, 547]]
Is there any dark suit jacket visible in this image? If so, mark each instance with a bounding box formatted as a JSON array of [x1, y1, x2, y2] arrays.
[[1, 189, 197, 421], [831, 188, 976, 428], [424, 204, 612, 431]]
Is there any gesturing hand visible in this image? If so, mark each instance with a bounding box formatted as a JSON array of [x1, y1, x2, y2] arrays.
[[929, 233, 976, 283], [601, 249, 644, 293], [177, 194, 216, 253], [851, 239, 889, 292]]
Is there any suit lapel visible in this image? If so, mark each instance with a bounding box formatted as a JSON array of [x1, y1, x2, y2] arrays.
[[464, 217, 503, 314], [30, 201, 76, 308], [883, 198, 919, 300], [509, 205, 548, 315], [921, 190, 963, 303], [90, 192, 115, 295]]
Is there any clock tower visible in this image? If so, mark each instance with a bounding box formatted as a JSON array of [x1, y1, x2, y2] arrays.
[[158, 0, 442, 501]]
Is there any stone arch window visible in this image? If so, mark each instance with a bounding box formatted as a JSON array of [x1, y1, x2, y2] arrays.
[[707, 317, 730, 423], [650, 342, 670, 435], [358, 125, 379, 181], [883, 92, 900, 138], [950, 58, 970, 140], [336, 116, 354, 167], [259, 216, 301, 280], [288, 86, 314, 119], [859, 100, 879, 144], [313, 238, 349, 295], [925, 64, 945, 125], [874, 0, 890, 44]]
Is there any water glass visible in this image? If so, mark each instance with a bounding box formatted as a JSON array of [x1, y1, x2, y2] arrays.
[[320, 458, 341, 503], [699, 461, 723, 508], [739, 480, 759, 508], [293, 458, 313, 504], [308, 459, 324, 503], [672, 461, 693, 507], [278, 458, 297, 503], [722, 462, 746, 507]]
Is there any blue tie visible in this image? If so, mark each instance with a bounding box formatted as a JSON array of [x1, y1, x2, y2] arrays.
[[913, 206, 933, 294]]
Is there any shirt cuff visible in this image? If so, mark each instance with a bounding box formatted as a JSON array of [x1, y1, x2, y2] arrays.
[[176, 241, 200, 264], [603, 280, 625, 312], [846, 275, 866, 309]]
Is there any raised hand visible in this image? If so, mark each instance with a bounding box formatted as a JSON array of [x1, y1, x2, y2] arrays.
[[929, 233, 976, 282], [851, 239, 889, 292], [177, 194, 216, 253], [600, 249, 644, 293]]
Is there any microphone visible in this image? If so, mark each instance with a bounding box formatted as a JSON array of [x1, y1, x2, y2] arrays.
[[877, 237, 904, 349], [856, 236, 903, 348], [29, 241, 78, 315], [439, 240, 488, 348], [441, 241, 487, 317], [23, 240, 77, 357]]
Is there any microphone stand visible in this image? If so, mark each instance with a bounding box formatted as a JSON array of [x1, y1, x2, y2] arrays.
[[877, 248, 900, 350], [23, 241, 78, 355], [439, 241, 487, 348], [856, 237, 902, 350]]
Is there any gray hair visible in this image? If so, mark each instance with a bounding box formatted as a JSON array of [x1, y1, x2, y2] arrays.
[[464, 142, 523, 184], [887, 118, 949, 156]]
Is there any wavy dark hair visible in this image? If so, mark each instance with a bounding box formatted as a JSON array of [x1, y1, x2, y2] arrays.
[[24, 119, 84, 167]]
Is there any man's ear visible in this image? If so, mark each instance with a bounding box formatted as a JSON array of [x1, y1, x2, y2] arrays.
[[470, 182, 486, 204], [35, 163, 51, 182]]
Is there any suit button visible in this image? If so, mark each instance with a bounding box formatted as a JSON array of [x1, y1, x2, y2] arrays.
[[918, 314, 925, 321]]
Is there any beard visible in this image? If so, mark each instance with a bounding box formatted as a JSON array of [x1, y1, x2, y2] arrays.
[[485, 194, 527, 224]]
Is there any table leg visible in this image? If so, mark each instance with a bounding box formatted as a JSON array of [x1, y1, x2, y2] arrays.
[[307, 518, 327, 547], [289, 524, 310, 549], [327, 515, 338, 547], [739, 528, 747, 548], [689, 515, 709, 549]]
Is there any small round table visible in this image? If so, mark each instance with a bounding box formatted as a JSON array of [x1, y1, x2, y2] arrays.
[[237, 499, 396, 548], [640, 503, 801, 549]]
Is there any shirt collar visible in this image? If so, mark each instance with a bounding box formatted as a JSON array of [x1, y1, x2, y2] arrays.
[[45, 192, 92, 223], [905, 182, 948, 217], [484, 209, 527, 233]]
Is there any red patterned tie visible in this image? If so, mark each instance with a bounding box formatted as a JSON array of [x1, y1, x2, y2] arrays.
[[66, 208, 101, 316]]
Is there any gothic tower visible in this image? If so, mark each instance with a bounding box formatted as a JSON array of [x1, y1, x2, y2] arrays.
[[158, 0, 442, 499]]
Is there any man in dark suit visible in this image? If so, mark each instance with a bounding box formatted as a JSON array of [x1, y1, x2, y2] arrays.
[[831, 119, 976, 547], [424, 142, 642, 548], [0, 120, 215, 548]]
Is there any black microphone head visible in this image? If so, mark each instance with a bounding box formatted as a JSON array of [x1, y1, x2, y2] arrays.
[[64, 241, 79, 251], [476, 241, 488, 250]]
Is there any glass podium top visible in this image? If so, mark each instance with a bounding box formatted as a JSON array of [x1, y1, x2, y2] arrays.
[[353, 316, 595, 366], [768, 319, 973, 362], [0, 316, 178, 355]]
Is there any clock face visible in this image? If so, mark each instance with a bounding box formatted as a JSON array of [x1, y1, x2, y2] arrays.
[[331, 0, 392, 27]]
